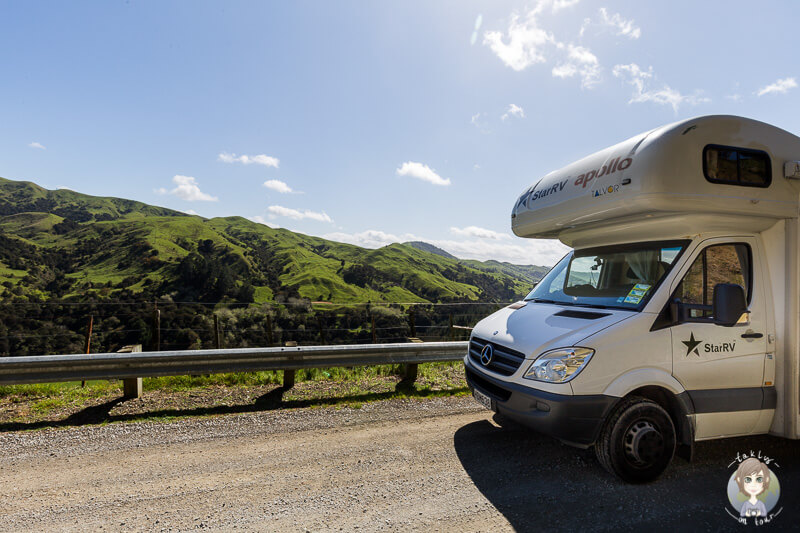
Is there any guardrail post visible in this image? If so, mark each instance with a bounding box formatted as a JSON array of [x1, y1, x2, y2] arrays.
[[283, 341, 297, 389], [119, 344, 143, 399], [403, 337, 423, 383]]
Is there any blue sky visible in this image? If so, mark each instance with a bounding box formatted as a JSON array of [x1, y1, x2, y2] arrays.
[[2, 0, 799, 266]]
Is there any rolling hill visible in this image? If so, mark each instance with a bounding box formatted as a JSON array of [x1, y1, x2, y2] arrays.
[[0, 177, 550, 305]]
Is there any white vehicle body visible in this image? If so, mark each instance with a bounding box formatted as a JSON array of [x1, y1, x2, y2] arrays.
[[465, 115, 800, 481]]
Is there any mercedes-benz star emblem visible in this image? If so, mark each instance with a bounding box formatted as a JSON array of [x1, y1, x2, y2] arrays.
[[480, 344, 494, 366]]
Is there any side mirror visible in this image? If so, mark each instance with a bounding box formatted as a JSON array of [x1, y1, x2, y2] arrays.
[[712, 283, 748, 327]]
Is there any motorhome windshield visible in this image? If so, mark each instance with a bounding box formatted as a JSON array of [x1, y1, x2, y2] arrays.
[[525, 240, 689, 310]]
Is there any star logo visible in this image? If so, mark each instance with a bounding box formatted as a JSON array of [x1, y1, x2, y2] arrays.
[[682, 332, 702, 357]]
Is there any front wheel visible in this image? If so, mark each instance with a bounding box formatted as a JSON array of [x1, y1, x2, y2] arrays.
[[595, 397, 676, 483]]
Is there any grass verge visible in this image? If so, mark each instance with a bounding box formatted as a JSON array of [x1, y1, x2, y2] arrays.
[[0, 362, 469, 431]]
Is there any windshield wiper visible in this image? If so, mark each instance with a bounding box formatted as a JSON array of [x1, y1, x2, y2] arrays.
[[573, 303, 610, 309], [527, 298, 574, 306]]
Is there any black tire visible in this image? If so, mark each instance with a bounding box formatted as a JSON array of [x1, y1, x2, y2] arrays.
[[595, 396, 676, 483]]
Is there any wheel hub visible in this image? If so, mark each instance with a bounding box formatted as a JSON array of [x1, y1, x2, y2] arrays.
[[623, 420, 664, 465]]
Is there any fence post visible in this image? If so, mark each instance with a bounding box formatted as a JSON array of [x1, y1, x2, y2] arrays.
[[371, 314, 377, 344], [120, 344, 143, 399], [266, 313, 275, 347], [449, 314, 454, 341], [317, 316, 326, 345], [81, 314, 93, 388], [152, 303, 161, 352], [402, 307, 419, 381], [214, 314, 221, 349]]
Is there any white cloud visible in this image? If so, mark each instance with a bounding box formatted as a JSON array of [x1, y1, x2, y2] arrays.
[[470, 112, 492, 134], [324, 230, 418, 250], [396, 161, 451, 186], [552, 44, 601, 88], [582, 8, 640, 39], [613, 63, 709, 112], [552, 63, 577, 78], [185, 209, 199, 215], [757, 77, 798, 97], [501, 104, 525, 121], [268, 205, 333, 223], [263, 179, 294, 194], [28, 142, 46, 150], [612, 63, 651, 93], [56, 185, 73, 191], [484, 5, 602, 90], [218, 152, 279, 168], [433, 237, 569, 265], [249, 215, 280, 228], [155, 175, 218, 202], [551, 0, 580, 12], [450, 226, 511, 240], [483, 8, 555, 71], [323, 228, 569, 266]]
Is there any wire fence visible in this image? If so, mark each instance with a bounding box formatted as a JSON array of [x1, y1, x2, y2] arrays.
[[0, 300, 511, 357]]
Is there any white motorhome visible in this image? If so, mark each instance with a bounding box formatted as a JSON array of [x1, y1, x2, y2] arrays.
[[465, 115, 800, 482]]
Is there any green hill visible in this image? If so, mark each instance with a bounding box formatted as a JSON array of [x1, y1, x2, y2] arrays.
[[404, 241, 457, 260], [0, 177, 549, 305]]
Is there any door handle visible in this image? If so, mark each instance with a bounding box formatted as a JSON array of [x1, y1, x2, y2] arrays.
[[741, 332, 763, 339]]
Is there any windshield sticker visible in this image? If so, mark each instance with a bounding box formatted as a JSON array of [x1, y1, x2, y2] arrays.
[[623, 283, 651, 304]]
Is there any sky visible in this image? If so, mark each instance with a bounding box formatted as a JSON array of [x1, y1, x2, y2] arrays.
[[2, 0, 799, 266]]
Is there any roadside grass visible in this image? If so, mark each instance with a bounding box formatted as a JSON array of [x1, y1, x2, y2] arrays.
[[0, 361, 469, 429]]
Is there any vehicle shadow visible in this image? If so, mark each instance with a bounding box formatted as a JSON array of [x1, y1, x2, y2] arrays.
[[0, 384, 469, 432], [453, 415, 800, 532]]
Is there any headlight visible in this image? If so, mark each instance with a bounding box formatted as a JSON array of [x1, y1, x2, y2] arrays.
[[523, 347, 594, 383]]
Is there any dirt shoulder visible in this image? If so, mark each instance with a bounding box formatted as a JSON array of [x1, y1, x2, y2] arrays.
[[2, 395, 799, 532]]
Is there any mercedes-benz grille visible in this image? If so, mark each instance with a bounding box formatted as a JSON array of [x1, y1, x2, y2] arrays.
[[469, 337, 526, 376]]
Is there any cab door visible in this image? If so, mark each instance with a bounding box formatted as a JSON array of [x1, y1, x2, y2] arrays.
[[669, 238, 770, 438]]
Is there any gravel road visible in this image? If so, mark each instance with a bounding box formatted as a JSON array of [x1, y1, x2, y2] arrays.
[[1, 396, 798, 532]]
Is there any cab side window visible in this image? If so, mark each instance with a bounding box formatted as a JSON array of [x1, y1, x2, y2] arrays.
[[675, 243, 751, 317]]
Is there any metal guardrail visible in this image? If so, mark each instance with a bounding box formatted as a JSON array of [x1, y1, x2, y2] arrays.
[[0, 341, 470, 398]]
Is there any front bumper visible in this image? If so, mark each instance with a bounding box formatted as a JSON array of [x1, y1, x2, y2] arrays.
[[464, 356, 618, 447]]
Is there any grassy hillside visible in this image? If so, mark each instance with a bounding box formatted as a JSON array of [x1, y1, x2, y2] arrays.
[[0, 177, 549, 305], [404, 241, 457, 260], [0, 177, 554, 356]]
